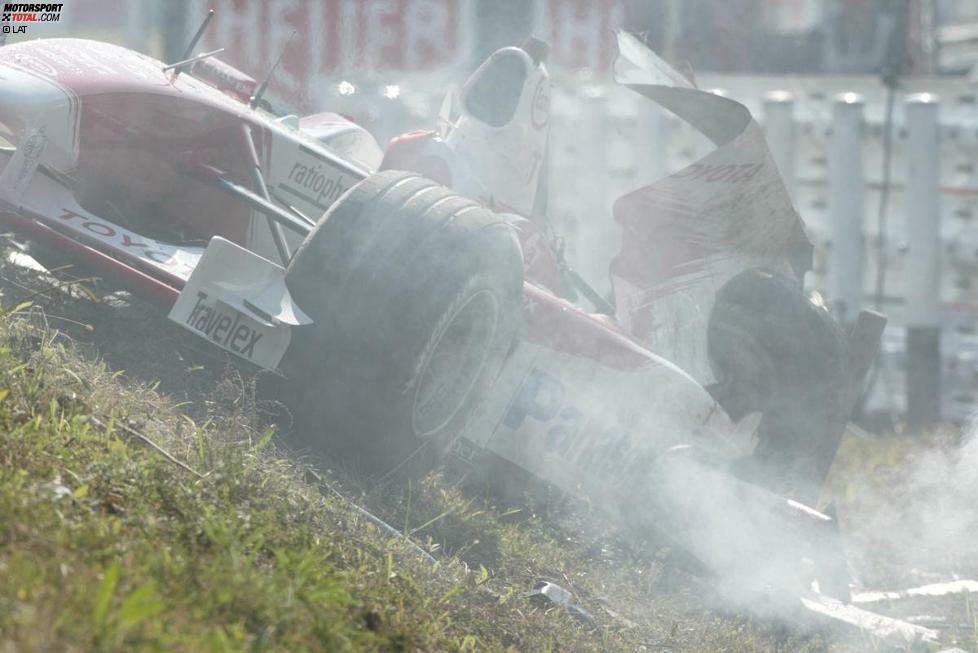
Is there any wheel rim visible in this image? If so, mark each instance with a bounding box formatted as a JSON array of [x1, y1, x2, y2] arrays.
[[412, 289, 499, 438]]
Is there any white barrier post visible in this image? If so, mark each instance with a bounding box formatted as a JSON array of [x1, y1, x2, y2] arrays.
[[763, 90, 796, 201], [828, 93, 865, 324], [905, 93, 942, 428], [576, 87, 612, 296]]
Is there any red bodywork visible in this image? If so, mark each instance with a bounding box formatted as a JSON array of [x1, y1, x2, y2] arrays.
[[0, 40, 261, 244]]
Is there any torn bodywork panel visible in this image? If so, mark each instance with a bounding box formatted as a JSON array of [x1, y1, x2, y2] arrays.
[[610, 31, 812, 384]]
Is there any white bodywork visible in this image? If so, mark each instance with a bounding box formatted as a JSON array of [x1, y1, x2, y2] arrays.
[[0, 61, 79, 172], [299, 112, 384, 172], [440, 46, 550, 215], [168, 238, 308, 371], [461, 338, 754, 497], [250, 112, 368, 265], [609, 32, 809, 384], [0, 128, 46, 206]]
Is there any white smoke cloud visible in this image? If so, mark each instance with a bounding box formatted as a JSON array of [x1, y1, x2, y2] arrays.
[[836, 422, 978, 589]]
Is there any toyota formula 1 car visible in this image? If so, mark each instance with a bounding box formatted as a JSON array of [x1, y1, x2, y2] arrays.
[[0, 23, 912, 633]]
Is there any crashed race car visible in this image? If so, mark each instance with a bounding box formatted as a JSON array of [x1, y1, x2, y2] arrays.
[[0, 22, 924, 639]]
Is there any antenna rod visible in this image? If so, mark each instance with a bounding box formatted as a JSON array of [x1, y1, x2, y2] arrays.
[[169, 9, 215, 78], [162, 48, 225, 73], [249, 30, 296, 109], [182, 9, 215, 62]]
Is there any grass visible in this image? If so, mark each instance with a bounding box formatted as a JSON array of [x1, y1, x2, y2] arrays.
[[0, 254, 972, 651], [0, 312, 634, 652], [1, 314, 668, 651]]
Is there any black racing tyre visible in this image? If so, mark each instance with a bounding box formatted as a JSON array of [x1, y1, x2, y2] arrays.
[[280, 170, 524, 471], [707, 268, 847, 498]]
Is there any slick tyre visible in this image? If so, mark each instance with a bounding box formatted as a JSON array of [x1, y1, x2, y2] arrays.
[[282, 171, 524, 472], [707, 268, 847, 498]]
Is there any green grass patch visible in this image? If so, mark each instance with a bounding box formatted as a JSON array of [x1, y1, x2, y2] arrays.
[[0, 316, 576, 651]]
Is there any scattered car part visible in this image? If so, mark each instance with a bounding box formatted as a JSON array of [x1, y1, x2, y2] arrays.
[[798, 591, 939, 646], [851, 579, 978, 604], [525, 580, 600, 632]]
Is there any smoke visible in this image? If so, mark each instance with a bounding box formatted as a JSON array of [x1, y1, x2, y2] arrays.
[[837, 423, 978, 588], [532, 397, 978, 638]]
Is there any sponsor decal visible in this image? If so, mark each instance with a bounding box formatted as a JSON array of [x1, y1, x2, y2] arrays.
[[56, 209, 191, 275], [279, 158, 348, 210], [2, 2, 61, 31], [16, 129, 46, 176], [503, 367, 634, 475], [671, 162, 764, 185], [185, 291, 264, 359], [0, 127, 45, 200], [190, 58, 257, 101]]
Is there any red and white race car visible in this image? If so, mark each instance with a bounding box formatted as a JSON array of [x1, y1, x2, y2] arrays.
[[0, 24, 901, 624]]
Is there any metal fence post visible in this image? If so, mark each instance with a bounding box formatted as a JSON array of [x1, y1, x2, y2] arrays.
[[905, 92, 942, 429], [828, 93, 865, 324], [763, 90, 796, 201]]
